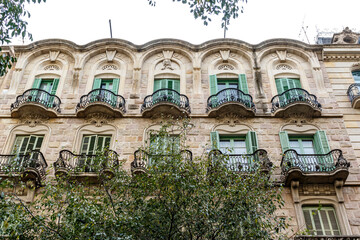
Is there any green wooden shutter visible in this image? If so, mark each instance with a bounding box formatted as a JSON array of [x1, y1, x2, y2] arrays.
[[279, 131, 290, 153], [314, 131, 331, 154], [93, 78, 102, 90], [173, 80, 180, 92], [245, 131, 258, 154], [50, 78, 59, 95], [81, 135, 97, 155], [210, 131, 220, 150], [209, 75, 218, 95], [154, 80, 161, 91], [293, 79, 301, 88], [32, 78, 41, 88], [238, 74, 249, 94], [112, 78, 120, 94], [275, 79, 283, 94]]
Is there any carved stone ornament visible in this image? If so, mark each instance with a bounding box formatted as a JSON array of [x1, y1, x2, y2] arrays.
[[286, 113, 312, 124], [106, 50, 117, 62], [161, 50, 174, 70], [299, 184, 336, 196], [44, 64, 60, 71], [49, 51, 60, 62], [21, 114, 49, 127], [219, 50, 230, 62], [218, 64, 235, 71], [217, 113, 245, 127], [332, 27, 360, 44], [275, 64, 292, 71], [276, 50, 287, 62], [73, 68, 81, 82], [86, 113, 114, 127], [101, 64, 118, 70]]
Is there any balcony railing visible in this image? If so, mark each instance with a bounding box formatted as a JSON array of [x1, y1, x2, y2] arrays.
[[295, 236, 360, 240], [0, 150, 47, 184], [54, 150, 119, 173], [131, 149, 193, 171], [141, 88, 191, 114], [281, 149, 349, 174], [76, 88, 126, 113], [10, 88, 61, 113], [347, 83, 360, 105], [271, 88, 321, 113], [206, 88, 256, 113], [208, 149, 272, 172]]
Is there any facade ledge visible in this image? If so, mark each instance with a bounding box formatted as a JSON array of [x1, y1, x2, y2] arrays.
[[294, 235, 360, 240]]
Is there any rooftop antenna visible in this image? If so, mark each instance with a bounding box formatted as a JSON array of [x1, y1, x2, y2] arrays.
[[298, 16, 310, 44], [109, 19, 113, 38]]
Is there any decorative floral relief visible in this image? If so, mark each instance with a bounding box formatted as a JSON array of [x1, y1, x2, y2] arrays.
[[101, 64, 118, 70], [218, 64, 235, 71]]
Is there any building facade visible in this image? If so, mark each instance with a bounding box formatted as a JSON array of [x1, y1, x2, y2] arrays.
[[1, 29, 360, 238]]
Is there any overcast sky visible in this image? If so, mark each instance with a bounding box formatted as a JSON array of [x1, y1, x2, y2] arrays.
[[11, 0, 360, 46]]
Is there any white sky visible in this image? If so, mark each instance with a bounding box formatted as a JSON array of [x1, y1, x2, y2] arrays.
[[11, 0, 360, 45]]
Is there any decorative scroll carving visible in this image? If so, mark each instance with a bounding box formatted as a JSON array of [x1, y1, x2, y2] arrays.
[[44, 64, 60, 71], [86, 113, 114, 127], [217, 113, 246, 127], [20, 114, 49, 127], [106, 50, 117, 62], [49, 51, 60, 62]]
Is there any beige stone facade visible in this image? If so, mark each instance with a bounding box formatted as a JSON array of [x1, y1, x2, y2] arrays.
[[1, 34, 360, 238]]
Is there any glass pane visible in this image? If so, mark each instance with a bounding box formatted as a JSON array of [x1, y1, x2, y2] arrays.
[[302, 140, 315, 154], [312, 210, 324, 235], [219, 140, 231, 154], [228, 83, 238, 89], [217, 83, 226, 92], [19, 137, 29, 155], [289, 140, 301, 153], [39, 81, 53, 92], [303, 210, 315, 235], [328, 209, 340, 235], [34, 136, 44, 151], [320, 210, 331, 235], [232, 140, 247, 154], [353, 71, 360, 83], [81, 136, 90, 154]]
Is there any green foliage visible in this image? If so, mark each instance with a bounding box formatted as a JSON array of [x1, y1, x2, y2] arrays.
[[0, 0, 46, 76], [0, 119, 288, 239], [147, 0, 247, 29]]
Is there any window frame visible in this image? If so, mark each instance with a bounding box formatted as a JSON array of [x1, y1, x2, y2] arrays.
[[219, 135, 247, 154], [80, 134, 112, 155], [302, 205, 341, 236], [289, 136, 315, 155]]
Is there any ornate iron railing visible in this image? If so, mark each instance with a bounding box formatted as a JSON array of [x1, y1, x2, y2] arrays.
[[76, 88, 126, 113], [295, 236, 360, 240], [208, 149, 272, 172], [54, 150, 119, 173], [131, 149, 193, 170], [281, 149, 349, 174], [10, 88, 61, 113], [271, 88, 321, 113], [141, 88, 191, 113], [347, 83, 360, 103], [0, 150, 47, 181], [206, 88, 256, 112]]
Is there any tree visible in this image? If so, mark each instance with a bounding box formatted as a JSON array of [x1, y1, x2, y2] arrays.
[[0, 119, 288, 239], [147, 0, 247, 31], [0, 0, 46, 76]]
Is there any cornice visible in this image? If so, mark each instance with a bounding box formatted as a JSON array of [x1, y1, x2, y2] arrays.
[[1, 37, 323, 53]]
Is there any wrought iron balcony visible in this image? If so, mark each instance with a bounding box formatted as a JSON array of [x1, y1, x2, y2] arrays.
[[76, 89, 126, 117], [281, 149, 350, 185], [10, 88, 61, 117], [347, 83, 360, 108], [141, 89, 191, 117], [131, 149, 193, 174], [271, 88, 321, 117], [208, 149, 272, 173], [295, 236, 360, 240], [0, 150, 47, 186], [54, 150, 119, 178], [206, 88, 256, 117]]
